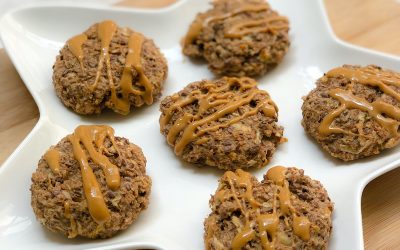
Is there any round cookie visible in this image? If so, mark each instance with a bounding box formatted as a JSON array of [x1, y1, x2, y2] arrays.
[[204, 166, 334, 249], [31, 125, 151, 238], [159, 77, 284, 170], [53, 20, 168, 115], [182, 0, 290, 77], [302, 65, 400, 161]]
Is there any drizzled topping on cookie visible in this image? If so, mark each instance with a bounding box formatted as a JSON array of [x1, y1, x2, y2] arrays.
[[225, 15, 289, 38], [89, 20, 117, 92], [184, 1, 288, 46], [67, 34, 87, 71], [319, 66, 400, 140], [160, 77, 278, 156], [67, 20, 154, 114], [43, 149, 61, 174], [44, 125, 121, 224], [207, 167, 312, 249], [64, 201, 78, 238]]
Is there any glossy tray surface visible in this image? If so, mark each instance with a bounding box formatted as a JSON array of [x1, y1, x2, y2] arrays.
[[1, 0, 400, 249]]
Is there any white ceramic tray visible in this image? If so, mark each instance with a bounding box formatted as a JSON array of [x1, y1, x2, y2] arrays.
[[1, 0, 400, 249]]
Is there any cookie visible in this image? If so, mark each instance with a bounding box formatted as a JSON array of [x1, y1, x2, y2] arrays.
[[302, 65, 400, 161], [204, 166, 334, 249], [159, 77, 284, 170], [53, 20, 168, 115], [31, 125, 151, 238], [182, 0, 290, 77]]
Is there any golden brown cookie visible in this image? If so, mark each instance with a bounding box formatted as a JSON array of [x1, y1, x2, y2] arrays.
[[31, 125, 151, 238], [159, 77, 284, 170], [204, 166, 334, 249], [182, 0, 290, 77], [302, 65, 400, 161], [53, 20, 168, 115]]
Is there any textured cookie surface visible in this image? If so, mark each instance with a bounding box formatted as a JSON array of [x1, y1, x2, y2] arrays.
[[53, 20, 168, 115], [182, 0, 290, 77], [31, 125, 151, 238], [204, 166, 334, 249], [160, 77, 284, 170], [302, 65, 400, 161]]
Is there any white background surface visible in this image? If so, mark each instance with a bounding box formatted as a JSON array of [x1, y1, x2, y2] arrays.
[[1, 0, 400, 249], [0, 0, 117, 48]]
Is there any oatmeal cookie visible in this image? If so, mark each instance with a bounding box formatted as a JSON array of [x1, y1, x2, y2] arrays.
[[182, 0, 290, 77], [302, 65, 400, 161], [53, 20, 168, 115], [160, 77, 284, 170], [31, 125, 151, 238], [204, 166, 334, 249]]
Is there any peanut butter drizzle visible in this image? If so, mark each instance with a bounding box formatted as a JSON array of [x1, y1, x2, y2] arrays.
[[225, 170, 261, 208], [266, 167, 311, 241], [184, 3, 288, 45], [64, 201, 78, 238], [167, 113, 193, 145], [161, 78, 277, 156], [67, 34, 87, 71], [293, 215, 311, 241], [44, 149, 60, 174], [266, 165, 286, 185], [257, 213, 279, 250], [320, 66, 400, 137], [225, 170, 259, 250], [77, 20, 153, 114], [129, 32, 153, 105], [184, 16, 204, 46], [279, 180, 291, 215], [110, 32, 153, 114], [216, 166, 311, 249], [90, 20, 117, 92], [326, 67, 400, 101], [204, 4, 269, 25], [319, 89, 400, 137], [226, 16, 289, 38], [232, 223, 256, 250], [68, 125, 121, 224]]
